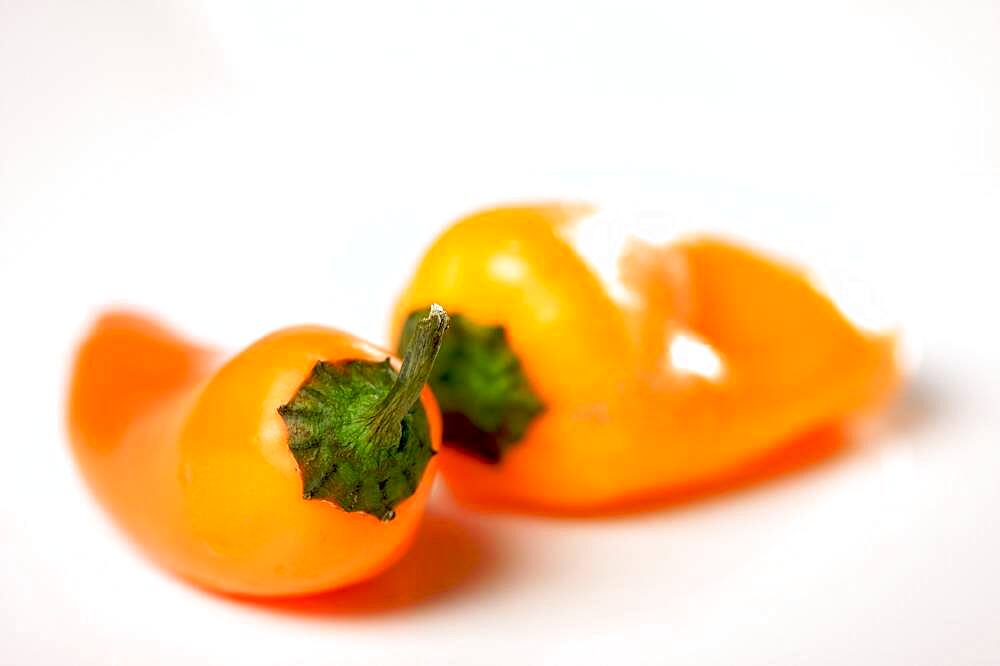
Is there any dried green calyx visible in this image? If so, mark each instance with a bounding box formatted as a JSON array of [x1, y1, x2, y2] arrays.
[[399, 309, 544, 463], [279, 305, 449, 520]]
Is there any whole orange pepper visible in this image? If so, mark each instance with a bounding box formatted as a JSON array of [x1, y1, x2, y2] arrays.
[[392, 204, 899, 513], [68, 305, 449, 596]]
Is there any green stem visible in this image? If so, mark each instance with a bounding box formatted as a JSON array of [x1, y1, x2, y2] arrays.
[[368, 304, 449, 444], [397, 308, 544, 463]]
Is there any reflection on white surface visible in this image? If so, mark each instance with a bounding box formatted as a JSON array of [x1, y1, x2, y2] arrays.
[[668, 331, 725, 380]]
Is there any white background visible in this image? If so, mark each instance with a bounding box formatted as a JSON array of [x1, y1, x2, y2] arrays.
[[1, 1, 998, 664]]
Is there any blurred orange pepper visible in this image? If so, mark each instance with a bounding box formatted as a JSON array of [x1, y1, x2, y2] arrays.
[[393, 204, 899, 513], [68, 306, 448, 596]]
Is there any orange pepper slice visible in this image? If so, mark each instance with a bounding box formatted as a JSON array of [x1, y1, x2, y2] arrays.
[[68, 308, 446, 596], [393, 204, 899, 513]]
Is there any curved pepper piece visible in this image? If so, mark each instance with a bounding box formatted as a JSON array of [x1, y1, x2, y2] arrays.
[[392, 205, 899, 513], [68, 308, 446, 596]]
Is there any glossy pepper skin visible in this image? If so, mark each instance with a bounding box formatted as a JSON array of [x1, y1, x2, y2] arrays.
[[392, 204, 899, 514], [68, 309, 445, 597]]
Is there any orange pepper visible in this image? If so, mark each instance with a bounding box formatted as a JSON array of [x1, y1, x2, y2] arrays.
[[392, 204, 899, 513], [68, 306, 449, 596]]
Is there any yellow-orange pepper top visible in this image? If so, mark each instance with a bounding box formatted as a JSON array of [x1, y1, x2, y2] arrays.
[[392, 204, 899, 513], [69, 307, 448, 596]]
